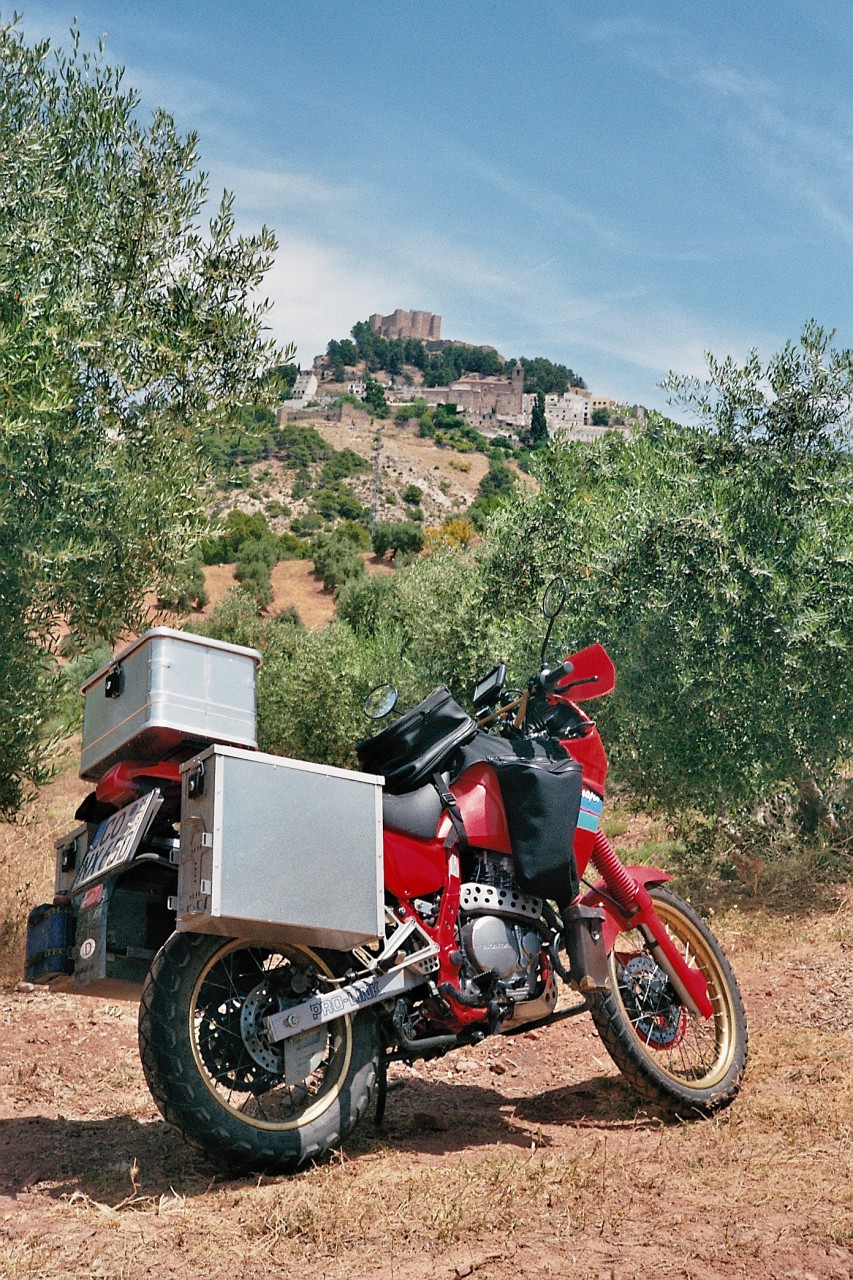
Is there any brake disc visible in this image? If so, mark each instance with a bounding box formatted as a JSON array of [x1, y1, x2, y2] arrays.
[[620, 953, 687, 1050]]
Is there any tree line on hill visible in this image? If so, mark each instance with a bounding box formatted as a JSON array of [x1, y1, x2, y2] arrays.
[[327, 321, 585, 394]]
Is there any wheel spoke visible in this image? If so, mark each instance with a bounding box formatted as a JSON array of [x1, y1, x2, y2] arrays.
[[591, 887, 745, 1105], [184, 940, 354, 1127]]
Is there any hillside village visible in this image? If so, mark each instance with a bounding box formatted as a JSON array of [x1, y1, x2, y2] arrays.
[[282, 308, 643, 443], [192, 309, 649, 623]]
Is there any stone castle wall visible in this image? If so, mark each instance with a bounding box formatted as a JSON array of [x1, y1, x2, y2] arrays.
[[401, 361, 524, 424], [368, 309, 442, 342]]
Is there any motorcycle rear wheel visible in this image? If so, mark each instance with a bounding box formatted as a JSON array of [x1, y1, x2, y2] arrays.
[[139, 932, 379, 1172], [587, 886, 747, 1114]]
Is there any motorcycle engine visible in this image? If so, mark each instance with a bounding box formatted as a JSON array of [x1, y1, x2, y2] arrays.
[[458, 852, 545, 1000]]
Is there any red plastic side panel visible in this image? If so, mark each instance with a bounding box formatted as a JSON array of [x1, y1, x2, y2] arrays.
[[563, 725, 608, 792], [451, 762, 512, 854], [383, 830, 447, 898]]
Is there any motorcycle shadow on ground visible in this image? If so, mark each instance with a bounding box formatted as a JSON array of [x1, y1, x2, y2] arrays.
[[366, 1067, 675, 1159], [0, 1113, 214, 1203], [0, 1075, 673, 1201]]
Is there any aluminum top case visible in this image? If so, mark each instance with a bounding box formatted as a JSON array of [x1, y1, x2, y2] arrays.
[[176, 744, 384, 950], [80, 628, 262, 781]]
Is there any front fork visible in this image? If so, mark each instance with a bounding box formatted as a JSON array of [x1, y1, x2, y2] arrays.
[[581, 829, 714, 1019]]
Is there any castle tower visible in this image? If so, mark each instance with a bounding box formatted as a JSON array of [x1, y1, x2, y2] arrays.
[[511, 360, 524, 412]]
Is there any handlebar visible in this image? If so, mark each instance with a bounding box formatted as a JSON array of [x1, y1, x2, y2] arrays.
[[476, 658, 577, 730], [536, 659, 574, 692]]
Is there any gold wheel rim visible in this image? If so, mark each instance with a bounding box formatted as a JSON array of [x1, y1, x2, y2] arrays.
[[189, 938, 353, 1132], [610, 899, 736, 1089]]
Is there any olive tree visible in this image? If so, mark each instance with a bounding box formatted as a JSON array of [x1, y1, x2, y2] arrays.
[[483, 325, 853, 831], [0, 20, 289, 810]]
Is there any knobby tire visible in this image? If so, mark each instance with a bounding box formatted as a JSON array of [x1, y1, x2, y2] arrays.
[[138, 931, 379, 1172], [587, 885, 748, 1115]]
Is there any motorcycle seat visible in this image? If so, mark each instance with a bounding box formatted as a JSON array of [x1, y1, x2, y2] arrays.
[[382, 782, 444, 839]]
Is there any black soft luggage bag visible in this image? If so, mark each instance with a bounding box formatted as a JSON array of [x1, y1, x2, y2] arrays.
[[452, 733, 582, 905], [357, 687, 478, 794]]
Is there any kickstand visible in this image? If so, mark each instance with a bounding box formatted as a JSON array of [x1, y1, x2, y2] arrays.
[[374, 1052, 389, 1128]]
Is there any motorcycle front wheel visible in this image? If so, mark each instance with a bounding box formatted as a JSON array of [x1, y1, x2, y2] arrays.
[[587, 885, 747, 1115], [139, 932, 380, 1172]]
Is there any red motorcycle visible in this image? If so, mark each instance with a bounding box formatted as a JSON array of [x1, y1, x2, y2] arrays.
[[27, 581, 747, 1172]]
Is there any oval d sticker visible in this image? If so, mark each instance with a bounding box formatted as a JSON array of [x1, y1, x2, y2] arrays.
[[79, 938, 96, 960]]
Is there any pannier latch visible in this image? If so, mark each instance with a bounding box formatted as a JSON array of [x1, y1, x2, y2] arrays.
[[58, 837, 77, 873], [103, 662, 124, 699], [186, 763, 205, 798]]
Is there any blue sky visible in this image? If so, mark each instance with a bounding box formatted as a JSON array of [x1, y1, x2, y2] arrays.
[[21, 1, 853, 410]]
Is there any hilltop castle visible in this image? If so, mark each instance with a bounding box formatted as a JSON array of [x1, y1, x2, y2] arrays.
[[368, 309, 442, 342], [302, 308, 626, 441]]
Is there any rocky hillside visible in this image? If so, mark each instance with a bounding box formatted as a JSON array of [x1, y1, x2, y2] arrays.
[[210, 404, 493, 536]]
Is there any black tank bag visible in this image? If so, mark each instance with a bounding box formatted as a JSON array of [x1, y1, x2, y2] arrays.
[[452, 734, 583, 906], [356, 686, 478, 795]]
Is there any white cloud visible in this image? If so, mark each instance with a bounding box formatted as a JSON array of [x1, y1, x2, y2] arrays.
[[218, 165, 365, 220], [257, 235, 405, 365], [454, 151, 630, 251], [379, 223, 759, 382], [694, 67, 853, 244], [604, 32, 853, 247]]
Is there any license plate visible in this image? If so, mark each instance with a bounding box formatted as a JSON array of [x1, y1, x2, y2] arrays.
[[72, 791, 163, 894]]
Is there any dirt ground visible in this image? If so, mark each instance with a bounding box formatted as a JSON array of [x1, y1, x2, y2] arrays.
[[2, 871, 852, 1278], [200, 560, 338, 630]]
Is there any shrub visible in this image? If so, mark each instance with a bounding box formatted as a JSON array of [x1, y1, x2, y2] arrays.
[[372, 520, 425, 559], [337, 573, 402, 637], [235, 537, 279, 572], [336, 520, 372, 550], [290, 513, 323, 536], [394, 398, 430, 425], [233, 559, 274, 610], [277, 532, 310, 559], [467, 460, 518, 530], [320, 448, 369, 485], [310, 482, 366, 522], [265, 499, 291, 518], [201, 510, 277, 564], [425, 518, 476, 550], [310, 531, 366, 594], [273, 424, 329, 469]]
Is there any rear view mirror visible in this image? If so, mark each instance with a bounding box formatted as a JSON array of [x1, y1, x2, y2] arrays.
[[363, 684, 398, 720]]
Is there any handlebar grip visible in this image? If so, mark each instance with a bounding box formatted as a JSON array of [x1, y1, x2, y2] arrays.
[[540, 659, 574, 691]]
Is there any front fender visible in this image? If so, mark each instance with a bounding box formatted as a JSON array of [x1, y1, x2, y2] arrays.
[[578, 865, 672, 951], [578, 866, 713, 1018]]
